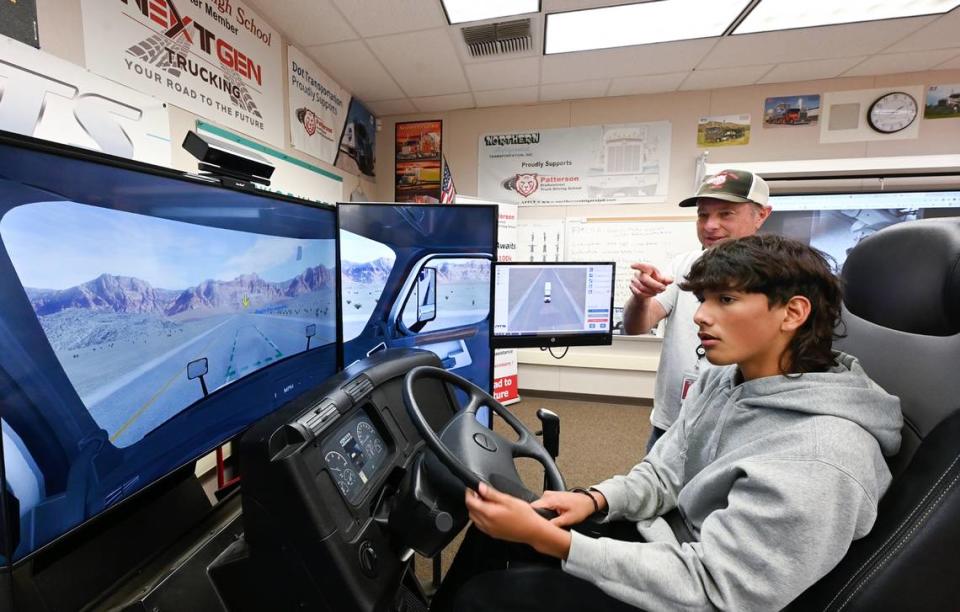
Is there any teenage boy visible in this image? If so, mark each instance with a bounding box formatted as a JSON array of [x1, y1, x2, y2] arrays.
[[435, 235, 903, 612], [624, 169, 772, 451]]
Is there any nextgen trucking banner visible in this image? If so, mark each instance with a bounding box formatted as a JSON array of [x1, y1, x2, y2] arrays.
[[81, 0, 284, 148], [478, 122, 671, 206]]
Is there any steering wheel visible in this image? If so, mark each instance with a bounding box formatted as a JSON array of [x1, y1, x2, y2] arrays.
[[402, 366, 565, 503]]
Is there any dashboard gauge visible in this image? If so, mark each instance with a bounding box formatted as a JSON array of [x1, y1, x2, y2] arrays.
[[325, 451, 359, 494], [356, 421, 384, 456]]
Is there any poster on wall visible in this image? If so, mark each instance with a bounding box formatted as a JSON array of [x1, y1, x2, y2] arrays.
[[477, 122, 671, 206], [697, 114, 751, 147], [0, 0, 39, 47], [197, 121, 342, 205], [763, 95, 820, 128], [288, 46, 349, 165], [395, 120, 442, 203], [0, 37, 171, 165], [81, 0, 284, 148], [335, 98, 377, 179], [924, 84, 960, 120]]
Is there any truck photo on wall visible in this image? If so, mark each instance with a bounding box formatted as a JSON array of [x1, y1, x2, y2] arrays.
[[697, 114, 751, 147], [763, 94, 820, 128], [924, 84, 960, 120]]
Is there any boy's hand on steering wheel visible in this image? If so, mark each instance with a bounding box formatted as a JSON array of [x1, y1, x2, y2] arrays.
[[532, 490, 603, 528]]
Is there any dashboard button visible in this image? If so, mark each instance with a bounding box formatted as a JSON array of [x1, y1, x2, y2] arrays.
[[358, 541, 378, 577], [473, 432, 497, 452]]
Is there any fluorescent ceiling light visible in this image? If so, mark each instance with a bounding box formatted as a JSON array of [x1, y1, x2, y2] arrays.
[[735, 0, 960, 34], [441, 0, 540, 24], [545, 0, 752, 54]]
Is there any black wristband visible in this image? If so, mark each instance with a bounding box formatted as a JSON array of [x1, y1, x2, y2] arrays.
[[569, 487, 600, 514]]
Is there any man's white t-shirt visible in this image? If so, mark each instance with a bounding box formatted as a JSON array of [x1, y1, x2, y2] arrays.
[[649, 249, 713, 431]]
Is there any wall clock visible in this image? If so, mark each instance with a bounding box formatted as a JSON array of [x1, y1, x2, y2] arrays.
[[867, 92, 918, 134]]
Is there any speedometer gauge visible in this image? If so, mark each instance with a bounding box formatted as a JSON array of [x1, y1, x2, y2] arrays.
[[325, 451, 359, 496], [356, 421, 383, 457]]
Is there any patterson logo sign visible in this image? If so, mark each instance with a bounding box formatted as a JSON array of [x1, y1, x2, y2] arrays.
[[119, 0, 266, 124]]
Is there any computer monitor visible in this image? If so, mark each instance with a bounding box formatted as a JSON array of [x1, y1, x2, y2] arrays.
[[0, 131, 338, 566], [493, 262, 615, 348], [764, 190, 960, 271]]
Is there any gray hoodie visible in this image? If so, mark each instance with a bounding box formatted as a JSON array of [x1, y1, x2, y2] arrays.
[[563, 352, 902, 612]]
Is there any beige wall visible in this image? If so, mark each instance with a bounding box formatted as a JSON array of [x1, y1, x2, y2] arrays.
[[34, 0, 377, 201], [375, 69, 960, 219]]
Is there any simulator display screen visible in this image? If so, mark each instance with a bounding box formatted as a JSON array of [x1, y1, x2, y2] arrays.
[[493, 263, 615, 348], [764, 191, 960, 271], [0, 135, 337, 563], [338, 204, 496, 401]]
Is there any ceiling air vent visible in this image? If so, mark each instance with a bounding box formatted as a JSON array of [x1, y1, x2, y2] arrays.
[[461, 19, 531, 58]]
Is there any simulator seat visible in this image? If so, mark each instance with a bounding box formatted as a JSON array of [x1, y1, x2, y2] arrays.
[[788, 218, 960, 610]]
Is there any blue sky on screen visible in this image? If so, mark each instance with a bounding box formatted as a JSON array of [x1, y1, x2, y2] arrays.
[[0, 201, 334, 290], [340, 229, 396, 264]]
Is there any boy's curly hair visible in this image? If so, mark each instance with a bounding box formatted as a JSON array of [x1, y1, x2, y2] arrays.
[[679, 234, 844, 375]]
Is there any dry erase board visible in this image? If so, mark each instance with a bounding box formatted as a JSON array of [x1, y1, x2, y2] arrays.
[[565, 218, 700, 315]]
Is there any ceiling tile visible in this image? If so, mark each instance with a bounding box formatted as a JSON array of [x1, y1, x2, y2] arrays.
[[367, 30, 471, 97], [541, 38, 717, 84], [411, 93, 476, 113], [936, 53, 960, 69], [366, 99, 418, 116], [306, 41, 405, 101], [700, 17, 935, 68], [679, 64, 773, 91], [608, 72, 687, 96], [465, 57, 542, 91], [332, 0, 447, 37], [757, 57, 867, 84], [841, 49, 960, 77], [244, 0, 357, 47], [474, 86, 541, 107], [540, 79, 609, 102], [885, 9, 960, 53]]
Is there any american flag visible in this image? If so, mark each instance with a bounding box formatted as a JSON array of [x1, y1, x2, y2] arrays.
[[440, 156, 456, 204]]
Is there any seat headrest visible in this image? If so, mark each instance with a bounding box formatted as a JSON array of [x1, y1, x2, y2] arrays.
[[842, 218, 960, 336]]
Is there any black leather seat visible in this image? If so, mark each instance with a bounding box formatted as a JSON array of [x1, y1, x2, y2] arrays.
[[787, 218, 960, 610]]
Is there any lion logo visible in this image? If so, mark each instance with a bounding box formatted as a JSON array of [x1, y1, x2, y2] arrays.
[[515, 173, 540, 198], [296, 107, 318, 136]]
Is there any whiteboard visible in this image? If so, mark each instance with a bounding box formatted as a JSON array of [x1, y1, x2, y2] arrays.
[[565, 218, 700, 315]]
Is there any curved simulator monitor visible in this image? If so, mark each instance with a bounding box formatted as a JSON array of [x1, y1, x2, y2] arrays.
[[0, 131, 338, 573], [493, 262, 615, 348]]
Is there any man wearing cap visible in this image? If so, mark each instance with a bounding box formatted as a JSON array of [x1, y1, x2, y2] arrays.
[[623, 169, 772, 451]]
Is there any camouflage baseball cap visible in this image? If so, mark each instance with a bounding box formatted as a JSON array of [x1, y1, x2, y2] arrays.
[[678, 169, 770, 208]]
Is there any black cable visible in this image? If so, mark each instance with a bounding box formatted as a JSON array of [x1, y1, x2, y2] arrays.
[[540, 346, 569, 359]]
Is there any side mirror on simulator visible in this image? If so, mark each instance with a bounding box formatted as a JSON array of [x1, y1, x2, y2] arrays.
[[187, 357, 209, 397], [417, 267, 437, 324], [305, 324, 316, 350], [410, 267, 437, 333]]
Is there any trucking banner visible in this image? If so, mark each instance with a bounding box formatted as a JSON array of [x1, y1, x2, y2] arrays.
[[0, 36, 171, 165], [477, 122, 671, 206], [287, 45, 349, 165], [81, 0, 284, 148]]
